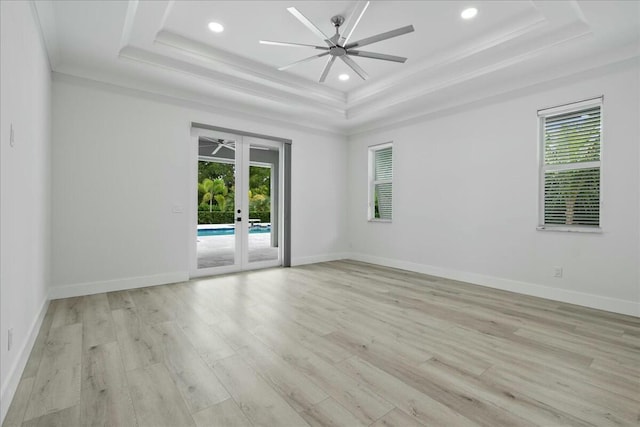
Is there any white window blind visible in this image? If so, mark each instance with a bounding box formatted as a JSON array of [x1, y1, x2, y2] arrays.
[[538, 98, 602, 230], [369, 144, 393, 221]]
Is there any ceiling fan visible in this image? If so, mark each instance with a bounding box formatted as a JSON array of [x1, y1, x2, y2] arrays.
[[259, 1, 414, 82]]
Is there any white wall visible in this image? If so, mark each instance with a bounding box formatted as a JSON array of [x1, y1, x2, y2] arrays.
[[348, 64, 640, 316], [50, 76, 348, 296], [0, 1, 52, 421]]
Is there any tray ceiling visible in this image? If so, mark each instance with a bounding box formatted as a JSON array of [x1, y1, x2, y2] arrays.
[[34, 0, 640, 134]]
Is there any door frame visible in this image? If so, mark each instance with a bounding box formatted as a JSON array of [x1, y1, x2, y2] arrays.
[[240, 136, 285, 271], [189, 127, 286, 278]]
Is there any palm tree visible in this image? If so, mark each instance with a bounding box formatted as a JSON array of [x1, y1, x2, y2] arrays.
[[198, 178, 228, 212]]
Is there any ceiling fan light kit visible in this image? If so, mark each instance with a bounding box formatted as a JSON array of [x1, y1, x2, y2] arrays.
[[259, 1, 414, 83]]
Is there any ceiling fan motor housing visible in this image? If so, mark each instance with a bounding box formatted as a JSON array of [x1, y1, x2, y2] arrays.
[[330, 46, 347, 56]]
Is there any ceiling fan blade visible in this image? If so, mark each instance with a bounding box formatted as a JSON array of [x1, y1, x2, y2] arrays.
[[200, 137, 223, 144], [259, 40, 329, 50], [344, 25, 414, 49], [287, 7, 335, 47], [339, 1, 370, 46], [340, 55, 368, 80], [278, 51, 330, 71], [319, 56, 337, 82], [210, 144, 223, 156], [347, 50, 407, 63]]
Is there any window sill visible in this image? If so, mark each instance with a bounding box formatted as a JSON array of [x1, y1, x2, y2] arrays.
[[368, 219, 392, 223], [536, 225, 602, 233]]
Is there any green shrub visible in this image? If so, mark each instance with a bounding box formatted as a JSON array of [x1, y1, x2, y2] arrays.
[[198, 211, 234, 224], [197, 211, 271, 224], [248, 211, 271, 222]]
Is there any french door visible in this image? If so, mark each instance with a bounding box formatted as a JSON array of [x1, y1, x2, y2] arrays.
[[190, 129, 283, 277]]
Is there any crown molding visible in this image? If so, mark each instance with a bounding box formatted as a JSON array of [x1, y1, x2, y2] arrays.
[[119, 0, 139, 50], [118, 45, 346, 119], [346, 19, 593, 120], [52, 71, 348, 138], [30, 0, 61, 70], [346, 52, 640, 137], [154, 30, 346, 105]]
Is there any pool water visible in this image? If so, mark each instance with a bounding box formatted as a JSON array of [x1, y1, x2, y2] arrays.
[[198, 226, 271, 237]]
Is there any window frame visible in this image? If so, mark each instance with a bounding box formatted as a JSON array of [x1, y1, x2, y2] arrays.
[[537, 97, 603, 233], [368, 142, 393, 222]]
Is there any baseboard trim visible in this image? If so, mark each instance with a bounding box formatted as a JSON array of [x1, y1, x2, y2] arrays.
[[49, 272, 189, 299], [291, 252, 350, 267], [46, 255, 638, 317], [348, 253, 639, 317], [0, 298, 49, 425]]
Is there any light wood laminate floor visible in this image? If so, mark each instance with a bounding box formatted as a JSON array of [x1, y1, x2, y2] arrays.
[[4, 261, 640, 427]]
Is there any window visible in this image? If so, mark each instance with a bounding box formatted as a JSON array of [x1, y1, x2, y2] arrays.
[[369, 143, 393, 221], [538, 97, 602, 231]]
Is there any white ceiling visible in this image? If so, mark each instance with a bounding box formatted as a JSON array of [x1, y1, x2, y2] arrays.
[[34, 0, 639, 134]]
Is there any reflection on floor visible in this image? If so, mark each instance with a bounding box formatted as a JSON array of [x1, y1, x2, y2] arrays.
[[197, 233, 279, 268]]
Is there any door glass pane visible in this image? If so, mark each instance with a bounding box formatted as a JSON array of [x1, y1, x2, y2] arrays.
[[197, 137, 237, 268], [248, 143, 279, 263]]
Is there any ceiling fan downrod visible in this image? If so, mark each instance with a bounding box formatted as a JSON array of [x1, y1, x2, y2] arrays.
[[328, 16, 348, 57]]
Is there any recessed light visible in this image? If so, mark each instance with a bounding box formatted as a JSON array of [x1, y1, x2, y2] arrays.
[[461, 7, 478, 20], [338, 74, 350, 81], [208, 22, 224, 33]]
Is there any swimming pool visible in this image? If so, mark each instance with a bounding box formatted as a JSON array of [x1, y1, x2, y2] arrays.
[[198, 225, 271, 237]]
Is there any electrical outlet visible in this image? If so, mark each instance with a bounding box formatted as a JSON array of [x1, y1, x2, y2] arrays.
[[553, 266, 563, 278], [8, 328, 13, 351]]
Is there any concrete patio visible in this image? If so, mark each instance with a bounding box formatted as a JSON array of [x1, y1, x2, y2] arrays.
[[197, 232, 279, 268]]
